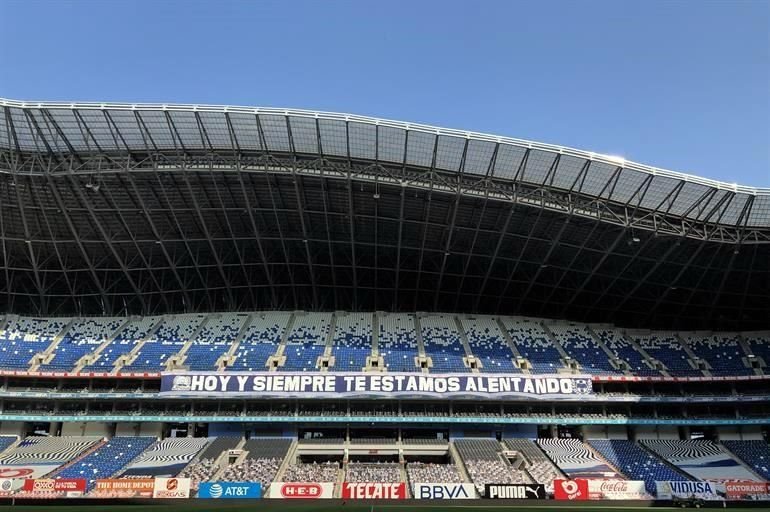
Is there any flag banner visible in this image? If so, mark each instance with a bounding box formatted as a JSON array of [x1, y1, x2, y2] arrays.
[[161, 372, 592, 400]]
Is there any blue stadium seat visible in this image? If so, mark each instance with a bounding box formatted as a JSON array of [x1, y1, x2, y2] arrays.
[[421, 314, 468, 373], [379, 313, 420, 372], [549, 324, 621, 375], [54, 437, 156, 490], [502, 317, 566, 373], [461, 316, 518, 373], [589, 439, 689, 494]]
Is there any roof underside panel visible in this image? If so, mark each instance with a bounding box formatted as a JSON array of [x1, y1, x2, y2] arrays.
[[0, 168, 766, 330]]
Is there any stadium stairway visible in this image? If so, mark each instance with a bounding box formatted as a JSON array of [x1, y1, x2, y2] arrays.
[[73, 318, 132, 373], [216, 313, 255, 370], [585, 325, 636, 376], [622, 330, 671, 377], [321, 313, 337, 370], [208, 438, 248, 481], [674, 333, 711, 377], [719, 441, 767, 480], [272, 440, 299, 483], [412, 316, 428, 372], [112, 321, 164, 374], [736, 334, 765, 376], [371, 312, 380, 358], [48, 439, 108, 477], [27, 318, 76, 372], [268, 313, 297, 370], [448, 441, 473, 484], [452, 316, 477, 373], [495, 318, 529, 374], [636, 441, 699, 480], [539, 323, 578, 373], [166, 317, 210, 371]]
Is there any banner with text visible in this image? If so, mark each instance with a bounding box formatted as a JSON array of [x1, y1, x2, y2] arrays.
[[152, 477, 191, 499], [484, 484, 546, 499], [93, 478, 154, 497], [161, 372, 592, 400], [554, 479, 589, 501], [725, 481, 768, 499], [586, 479, 647, 500], [198, 482, 261, 499], [22, 478, 86, 495], [342, 482, 406, 499], [655, 481, 722, 500], [413, 483, 477, 499]]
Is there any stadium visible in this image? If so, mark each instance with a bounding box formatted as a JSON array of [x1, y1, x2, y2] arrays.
[[0, 97, 769, 511]]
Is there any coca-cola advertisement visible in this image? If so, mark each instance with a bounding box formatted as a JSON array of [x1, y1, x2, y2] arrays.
[[586, 479, 648, 500]]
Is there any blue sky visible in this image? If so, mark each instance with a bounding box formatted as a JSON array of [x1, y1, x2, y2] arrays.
[[1, 0, 768, 186]]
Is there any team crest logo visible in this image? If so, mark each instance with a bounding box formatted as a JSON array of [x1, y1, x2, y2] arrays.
[[171, 375, 191, 391], [573, 378, 591, 394]]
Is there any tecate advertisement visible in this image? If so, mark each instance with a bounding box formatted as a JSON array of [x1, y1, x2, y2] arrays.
[[655, 481, 721, 500], [484, 484, 546, 499], [198, 482, 261, 499], [413, 483, 476, 499], [554, 479, 589, 500], [152, 477, 191, 499], [342, 482, 406, 499], [587, 479, 647, 499], [268, 482, 335, 499]]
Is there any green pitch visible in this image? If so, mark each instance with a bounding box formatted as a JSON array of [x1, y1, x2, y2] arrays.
[[2, 505, 770, 512]]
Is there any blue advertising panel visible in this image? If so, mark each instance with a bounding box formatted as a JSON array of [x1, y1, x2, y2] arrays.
[[199, 482, 261, 499]]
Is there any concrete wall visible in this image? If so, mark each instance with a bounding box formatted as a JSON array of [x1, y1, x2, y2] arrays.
[[635, 425, 680, 440], [719, 426, 763, 440], [0, 422, 24, 437], [583, 425, 628, 440]]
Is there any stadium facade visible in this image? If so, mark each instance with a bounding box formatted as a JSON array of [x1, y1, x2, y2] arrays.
[[0, 98, 769, 501]]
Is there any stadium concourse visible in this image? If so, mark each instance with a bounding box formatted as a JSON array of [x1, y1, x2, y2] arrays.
[[0, 99, 769, 506]]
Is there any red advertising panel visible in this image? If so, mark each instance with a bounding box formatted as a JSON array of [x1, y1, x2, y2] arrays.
[[554, 479, 589, 501], [726, 481, 768, 499], [22, 479, 86, 493], [342, 482, 406, 499]]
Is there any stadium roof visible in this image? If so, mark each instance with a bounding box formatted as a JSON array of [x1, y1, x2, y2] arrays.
[[0, 99, 768, 329]]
